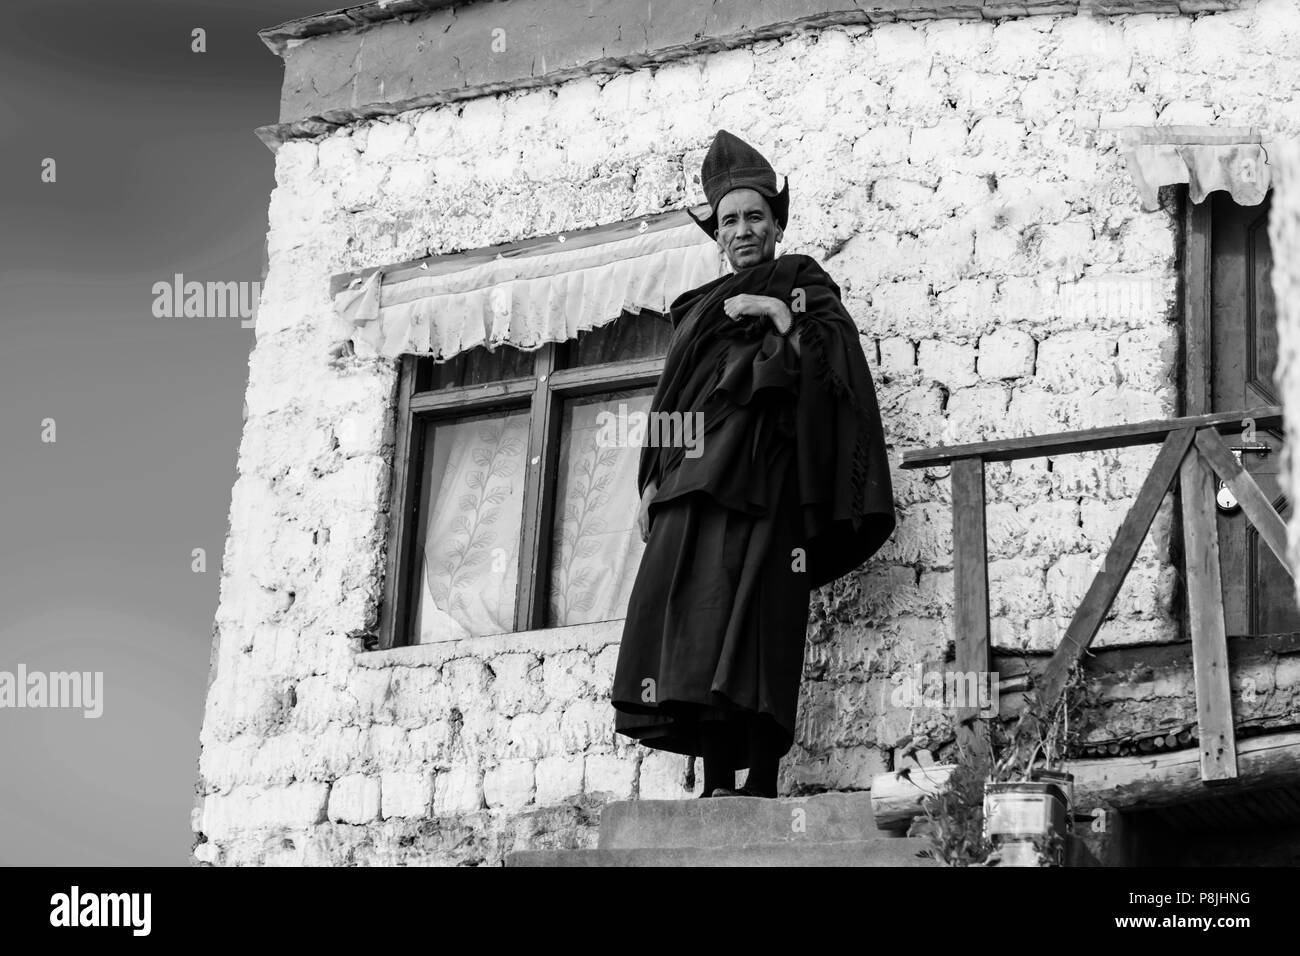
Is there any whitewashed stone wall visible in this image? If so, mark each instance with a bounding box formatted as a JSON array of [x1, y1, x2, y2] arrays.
[[196, 0, 1300, 864], [1275, 140, 1300, 605]]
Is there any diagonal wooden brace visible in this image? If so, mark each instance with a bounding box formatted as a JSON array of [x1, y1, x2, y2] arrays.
[[1037, 428, 1197, 710]]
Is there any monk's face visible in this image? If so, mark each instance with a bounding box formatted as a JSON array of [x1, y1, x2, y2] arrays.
[[715, 188, 782, 270]]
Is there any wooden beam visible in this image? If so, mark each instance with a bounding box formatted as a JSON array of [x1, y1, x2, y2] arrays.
[[951, 457, 993, 759], [900, 405, 1280, 469], [871, 765, 955, 831], [1179, 444, 1238, 783], [408, 377, 536, 415], [1038, 427, 1197, 708], [1065, 729, 1300, 812], [1193, 427, 1292, 575], [870, 729, 1300, 829], [994, 630, 1300, 681], [547, 357, 665, 397]]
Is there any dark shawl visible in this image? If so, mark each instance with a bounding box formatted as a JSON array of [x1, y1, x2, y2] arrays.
[[639, 252, 896, 589]]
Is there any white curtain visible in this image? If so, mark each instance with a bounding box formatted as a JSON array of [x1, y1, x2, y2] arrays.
[[1119, 125, 1276, 211], [332, 217, 723, 360], [413, 392, 652, 642], [548, 392, 652, 626], [415, 412, 528, 642]]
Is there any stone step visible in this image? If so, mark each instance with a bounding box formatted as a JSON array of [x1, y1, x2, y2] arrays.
[[506, 839, 937, 867], [597, 791, 900, 850]]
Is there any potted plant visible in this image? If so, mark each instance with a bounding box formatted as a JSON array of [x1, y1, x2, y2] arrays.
[[916, 665, 1083, 867], [914, 736, 996, 866], [982, 681, 1078, 867]]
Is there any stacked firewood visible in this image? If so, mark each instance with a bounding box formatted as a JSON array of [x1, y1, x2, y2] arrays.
[[1074, 722, 1196, 758]]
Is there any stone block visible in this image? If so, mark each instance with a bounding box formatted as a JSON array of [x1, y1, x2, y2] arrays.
[[559, 698, 614, 751], [1156, 101, 1217, 126], [878, 501, 952, 566], [784, 745, 887, 791], [1035, 331, 1120, 392], [855, 124, 911, 166], [637, 750, 695, 800], [363, 121, 411, 161], [504, 709, 564, 760], [200, 782, 328, 841], [591, 644, 620, 689], [945, 384, 1011, 441], [364, 723, 408, 775], [978, 328, 1036, 379], [1046, 552, 1098, 618], [484, 759, 535, 810], [701, 46, 755, 92], [406, 721, 452, 764], [381, 770, 434, 819], [584, 753, 636, 799], [988, 556, 1050, 620], [433, 764, 484, 816], [879, 336, 917, 374], [541, 649, 595, 700], [534, 754, 585, 804], [872, 281, 932, 333], [329, 773, 381, 825], [444, 657, 495, 709], [918, 339, 978, 388], [490, 652, 545, 716], [1019, 71, 1079, 127], [874, 177, 937, 209], [908, 117, 969, 166]]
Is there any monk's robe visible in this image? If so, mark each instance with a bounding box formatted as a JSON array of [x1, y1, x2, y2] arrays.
[[611, 252, 896, 769]]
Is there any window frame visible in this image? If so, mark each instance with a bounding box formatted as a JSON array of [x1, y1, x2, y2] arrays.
[[377, 342, 665, 650]]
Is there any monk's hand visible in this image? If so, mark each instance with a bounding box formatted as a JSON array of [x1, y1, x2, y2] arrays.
[[637, 480, 658, 543], [723, 294, 793, 335]]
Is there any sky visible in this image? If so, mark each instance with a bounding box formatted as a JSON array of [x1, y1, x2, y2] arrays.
[[0, 0, 338, 866]]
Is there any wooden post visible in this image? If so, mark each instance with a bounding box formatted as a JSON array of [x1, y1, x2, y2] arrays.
[[951, 456, 992, 759], [1179, 441, 1239, 783]]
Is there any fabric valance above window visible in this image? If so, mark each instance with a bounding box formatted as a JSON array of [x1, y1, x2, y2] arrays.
[[1119, 126, 1276, 211], [331, 211, 725, 361]]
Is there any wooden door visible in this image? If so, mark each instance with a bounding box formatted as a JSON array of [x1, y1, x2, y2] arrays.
[[1209, 190, 1299, 635]]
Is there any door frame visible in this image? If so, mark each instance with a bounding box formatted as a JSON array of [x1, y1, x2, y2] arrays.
[[1181, 191, 1214, 420], [1178, 185, 1290, 638]]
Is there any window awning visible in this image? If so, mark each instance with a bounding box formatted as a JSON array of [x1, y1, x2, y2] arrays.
[[331, 211, 724, 361], [1119, 126, 1276, 211]]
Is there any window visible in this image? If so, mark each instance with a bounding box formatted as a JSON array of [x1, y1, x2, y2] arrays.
[[377, 310, 673, 647]]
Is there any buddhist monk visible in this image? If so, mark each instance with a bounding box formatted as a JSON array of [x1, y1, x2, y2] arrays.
[[610, 130, 896, 798]]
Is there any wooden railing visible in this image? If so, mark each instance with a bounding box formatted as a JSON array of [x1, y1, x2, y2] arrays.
[[900, 405, 1292, 784]]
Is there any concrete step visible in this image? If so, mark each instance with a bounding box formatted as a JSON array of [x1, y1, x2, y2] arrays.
[[506, 838, 936, 867], [597, 791, 900, 850]]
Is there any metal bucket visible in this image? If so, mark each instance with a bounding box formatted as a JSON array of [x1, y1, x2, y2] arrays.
[[983, 780, 1070, 866]]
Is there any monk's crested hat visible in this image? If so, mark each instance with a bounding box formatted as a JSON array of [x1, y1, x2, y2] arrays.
[[687, 129, 790, 238]]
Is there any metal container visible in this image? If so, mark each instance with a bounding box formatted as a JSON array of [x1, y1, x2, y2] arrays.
[[983, 780, 1070, 866], [1027, 768, 1075, 808]]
